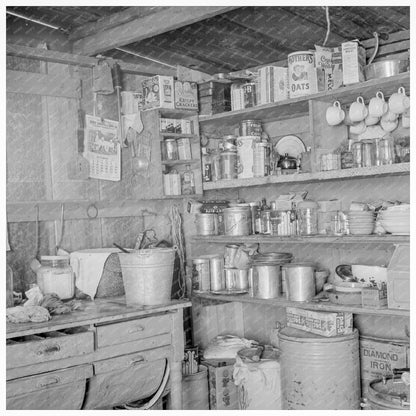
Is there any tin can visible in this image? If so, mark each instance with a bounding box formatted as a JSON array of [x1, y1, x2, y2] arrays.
[[362, 140, 375, 167], [223, 206, 252, 236], [253, 142, 268, 177], [224, 244, 240, 268], [240, 120, 262, 136], [220, 151, 238, 180], [209, 255, 225, 291], [235, 269, 249, 290], [341, 151, 354, 169], [192, 258, 210, 291], [224, 268, 239, 290], [177, 138, 192, 160], [248, 267, 255, 296], [243, 83, 257, 108], [195, 213, 218, 236], [237, 135, 256, 179], [164, 138, 178, 160], [352, 142, 363, 168], [288, 51, 317, 98]]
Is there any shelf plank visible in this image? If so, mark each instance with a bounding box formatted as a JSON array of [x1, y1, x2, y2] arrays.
[[202, 163, 410, 190], [160, 133, 198, 138], [199, 73, 410, 127], [162, 159, 200, 166], [194, 292, 409, 317], [191, 234, 409, 245]]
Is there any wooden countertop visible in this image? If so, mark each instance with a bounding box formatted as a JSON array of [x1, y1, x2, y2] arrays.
[[7, 297, 192, 338]]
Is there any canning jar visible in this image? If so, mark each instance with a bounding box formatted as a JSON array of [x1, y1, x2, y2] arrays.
[[36, 256, 74, 300], [220, 151, 238, 180], [298, 200, 319, 235]]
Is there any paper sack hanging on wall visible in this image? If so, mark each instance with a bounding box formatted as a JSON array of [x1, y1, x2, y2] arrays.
[[83, 115, 121, 181]]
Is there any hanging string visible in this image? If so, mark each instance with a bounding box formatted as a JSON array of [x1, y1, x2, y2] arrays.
[[323, 6, 331, 46]]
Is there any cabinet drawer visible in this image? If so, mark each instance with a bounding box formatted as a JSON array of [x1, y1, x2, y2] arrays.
[[96, 314, 172, 348], [6, 364, 93, 410], [6, 328, 94, 369], [84, 347, 171, 410]]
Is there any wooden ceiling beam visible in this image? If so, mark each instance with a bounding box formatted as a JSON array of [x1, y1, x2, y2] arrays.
[[71, 6, 240, 56], [68, 7, 165, 41]]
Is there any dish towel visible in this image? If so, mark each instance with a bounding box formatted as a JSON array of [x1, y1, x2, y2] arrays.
[[70, 248, 120, 299]]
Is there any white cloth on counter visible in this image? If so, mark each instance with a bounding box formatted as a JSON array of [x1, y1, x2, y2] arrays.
[[70, 248, 120, 299], [203, 335, 258, 360], [7, 306, 50, 323]]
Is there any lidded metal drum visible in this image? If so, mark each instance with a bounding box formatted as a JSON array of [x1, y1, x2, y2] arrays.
[[279, 327, 361, 410], [223, 206, 252, 236]]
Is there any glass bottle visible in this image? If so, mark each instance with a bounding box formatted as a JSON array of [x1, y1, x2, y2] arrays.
[[260, 199, 271, 235], [254, 201, 262, 234], [181, 165, 195, 195], [201, 147, 212, 182], [298, 200, 318, 236]]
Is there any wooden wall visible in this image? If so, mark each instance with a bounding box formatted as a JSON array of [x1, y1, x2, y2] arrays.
[[6, 56, 181, 294]]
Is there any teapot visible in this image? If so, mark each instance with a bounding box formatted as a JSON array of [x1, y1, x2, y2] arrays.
[[278, 153, 297, 169]]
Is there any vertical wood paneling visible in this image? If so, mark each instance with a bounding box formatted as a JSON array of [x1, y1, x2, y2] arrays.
[[57, 218, 102, 252], [100, 216, 145, 248]]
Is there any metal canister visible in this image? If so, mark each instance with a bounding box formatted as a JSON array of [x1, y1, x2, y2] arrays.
[[237, 135, 256, 179], [177, 138, 192, 160], [195, 213, 218, 236], [352, 141, 363, 168], [220, 151, 238, 180], [192, 258, 210, 291], [239, 120, 262, 136], [253, 142, 268, 177], [224, 244, 240, 268], [242, 82, 257, 108], [362, 140, 375, 167], [225, 268, 248, 290], [223, 206, 252, 236], [164, 138, 178, 160], [208, 255, 225, 292]]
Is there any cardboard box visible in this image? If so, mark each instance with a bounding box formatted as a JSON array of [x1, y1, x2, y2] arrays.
[[286, 307, 353, 337], [341, 41, 366, 85], [174, 80, 198, 111], [121, 91, 143, 114], [361, 283, 388, 309], [202, 359, 238, 410], [360, 336, 409, 398], [257, 66, 289, 104], [387, 244, 410, 310], [142, 75, 174, 109], [231, 83, 245, 111]]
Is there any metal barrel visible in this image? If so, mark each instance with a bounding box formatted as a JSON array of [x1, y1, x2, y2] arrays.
[[279, 327, 361, 410]]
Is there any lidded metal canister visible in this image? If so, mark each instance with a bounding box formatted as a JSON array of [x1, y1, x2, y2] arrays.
[[195, 213, 218, 236], [223, 206, 252, 236], [279, 327, 361, 410]]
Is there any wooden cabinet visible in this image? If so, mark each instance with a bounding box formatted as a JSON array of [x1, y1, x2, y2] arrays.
[[6, 299, 191, 410]]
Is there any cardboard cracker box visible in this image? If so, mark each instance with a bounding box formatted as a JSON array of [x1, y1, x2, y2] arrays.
[[286, 307, 353, 337], [142, 75, 174, 109], [202, 359, 238, 410], [174, 80, 198, 111]]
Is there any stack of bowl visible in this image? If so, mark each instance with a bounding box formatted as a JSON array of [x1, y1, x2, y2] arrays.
[[378, 204, 410, 235], [347, 211, 376, 235]]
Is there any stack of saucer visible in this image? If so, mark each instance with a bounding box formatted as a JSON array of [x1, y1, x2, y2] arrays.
[[347, 211, 376, 235], [378, 204, 410, 235]]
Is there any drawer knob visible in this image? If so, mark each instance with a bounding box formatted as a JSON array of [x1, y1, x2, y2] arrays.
[[130, 356, 145, 366], [128, 325, 144, 334], [36, 343, 61, 355], [37, 376, 60, 388]]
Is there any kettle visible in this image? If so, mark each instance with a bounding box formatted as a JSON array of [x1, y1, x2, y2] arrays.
[[278, 153, 297, 170]]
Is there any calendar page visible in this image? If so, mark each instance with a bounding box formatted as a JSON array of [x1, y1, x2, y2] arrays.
[[84, 115, 121, 181]]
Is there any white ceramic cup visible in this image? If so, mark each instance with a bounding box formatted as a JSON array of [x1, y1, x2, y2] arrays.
[[388, 87, 410, 114], [368, 91, 388, 117], [349, 96, 368, 122], [380, 118, 398, 133], [381, 110, 398, 122], [350, 121, 367, 135], [326, 101, 345, 126], [364, 112, 380, 126]]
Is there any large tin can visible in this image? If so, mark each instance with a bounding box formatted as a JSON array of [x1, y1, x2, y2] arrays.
[[237, 136, 257, 179], [208, 255, 225, 291], [223, 206, 252, 236], [288, 51, 317, 98], [192, 258, 210, 292], [242, 83, 257, 108], [253, 142, 268, 177], [239, 120, 262, 136], [224, 268, 248, 290], [195, 213, 218, 236], [224, 244, 240, 268]]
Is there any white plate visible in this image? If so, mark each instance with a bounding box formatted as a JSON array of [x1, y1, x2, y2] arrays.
[[274, 135, 306, 158]]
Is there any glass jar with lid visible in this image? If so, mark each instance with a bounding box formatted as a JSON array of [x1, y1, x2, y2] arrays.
[[36, 255, 74, 300], [298, 200, 319, 235]]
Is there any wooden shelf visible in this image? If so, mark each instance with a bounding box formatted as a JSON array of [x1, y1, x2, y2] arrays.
[[162, 158, 200, 166], [191, 234, 410, 245], [199, 72, 410, 127], [202, 163, 410, 190], [194, 292, 409, 317], [160, 132, 198, 138]]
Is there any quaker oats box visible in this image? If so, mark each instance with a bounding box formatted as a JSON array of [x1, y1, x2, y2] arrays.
[[142, 75, 174, 109], [174, 80, 199, 111]]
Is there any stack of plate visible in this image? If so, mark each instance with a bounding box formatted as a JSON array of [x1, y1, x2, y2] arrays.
[[347, 211, 376, 235], [252, 252, 293, 265], [378, 204, 410, 235]]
